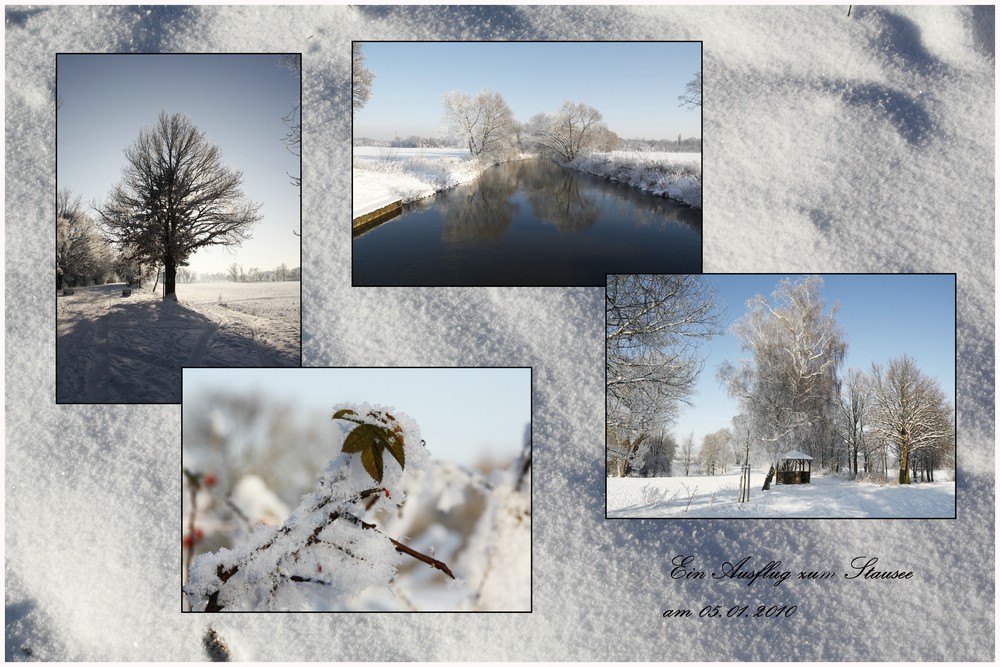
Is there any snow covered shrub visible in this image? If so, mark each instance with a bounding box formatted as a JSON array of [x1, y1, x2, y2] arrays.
[[183, 404, 453, 611]]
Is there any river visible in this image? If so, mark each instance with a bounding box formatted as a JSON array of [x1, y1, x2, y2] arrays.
[[352, 158, 702, 286]]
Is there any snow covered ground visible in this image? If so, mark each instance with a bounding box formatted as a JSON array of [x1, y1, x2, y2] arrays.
[[352, 147, 485, 219], [5, 4, 994, 663], [57, 282, 299, 403], [608, 471, 956, 518]]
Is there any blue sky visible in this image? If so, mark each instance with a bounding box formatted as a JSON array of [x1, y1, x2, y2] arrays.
[[57, 54, 300, 277], [354, 41, 702, 141], [183, 367, 532, 468], [671, 274, 957, 447]]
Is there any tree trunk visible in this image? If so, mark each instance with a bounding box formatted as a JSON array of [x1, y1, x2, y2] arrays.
[[164, 255, 177, 299], [898, 437, 910, 484]]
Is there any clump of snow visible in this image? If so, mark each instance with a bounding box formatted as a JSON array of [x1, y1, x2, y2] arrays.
[[5, 4, 993, 662]]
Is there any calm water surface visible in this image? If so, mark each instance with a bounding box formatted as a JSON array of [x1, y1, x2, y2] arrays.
[[353, 159, 702, 286]]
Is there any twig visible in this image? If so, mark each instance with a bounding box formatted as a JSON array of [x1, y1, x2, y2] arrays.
[[388, 537, 455, 579]]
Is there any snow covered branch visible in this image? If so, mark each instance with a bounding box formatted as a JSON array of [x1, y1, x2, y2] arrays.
[[183, 404, 447, 611]]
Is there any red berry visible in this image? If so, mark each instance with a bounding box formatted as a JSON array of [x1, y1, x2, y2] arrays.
[[203, 473, 217, 488], [383, 487, 391, 499], [194, 528, 205, 541], [183, 534, 193, 547]]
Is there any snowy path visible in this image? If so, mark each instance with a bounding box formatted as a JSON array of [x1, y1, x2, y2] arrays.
[[57, 283, 300, 403], [607, 471, 956, 518]]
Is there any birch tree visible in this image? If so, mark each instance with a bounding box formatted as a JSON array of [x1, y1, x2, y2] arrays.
[[719, 276, 846, 467]]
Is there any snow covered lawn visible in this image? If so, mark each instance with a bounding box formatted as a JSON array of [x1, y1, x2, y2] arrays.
[[56, 282, 300, 403], [566, 151, 702, 208], [608, 471, 955, 518]]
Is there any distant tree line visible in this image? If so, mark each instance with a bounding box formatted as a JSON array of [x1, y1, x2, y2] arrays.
[[225, 262, 300, 283], [351, 45, 702, 164]]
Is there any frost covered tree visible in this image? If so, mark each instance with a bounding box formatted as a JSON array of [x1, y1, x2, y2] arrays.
[[606, 274, 723, 473], [868, 355, 953, 484], [638, 430, 676, 477], [443, 89, 519, 163], [96, 112, 262, 299], [719, 276, 846, 467], [529, 101, 609, 162], [183, 405, 455, 611], [352, 42, 375, 114], [678, 71, 702, 109], [699, 428, 730, 475], [56, 188, 114, 288]]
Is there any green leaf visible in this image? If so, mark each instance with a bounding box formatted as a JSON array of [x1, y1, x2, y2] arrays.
[[332, 408, 358, 421], [386, 435, 406, 470], [336, 410, 407, 484], [360, 443, 384, 483]]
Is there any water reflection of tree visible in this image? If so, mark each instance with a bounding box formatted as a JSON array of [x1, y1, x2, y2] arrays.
[[523, 164, 601, 232], [438, 166, 519, 243]]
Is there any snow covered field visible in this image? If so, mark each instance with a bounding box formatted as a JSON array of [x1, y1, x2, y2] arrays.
[[6, 4, 994, 663], [608, 471, 956, 518], [57, 282, 299, 403]]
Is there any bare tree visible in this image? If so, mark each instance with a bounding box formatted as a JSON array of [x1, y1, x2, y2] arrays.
[[837, 367, 871, 477], [352, 42, 375, 115], [719, 276, 846, 468], [278, 54, 301, 188], [443, 89, 518, 163], [606, 274, 724, 451], [530, 101, 609, 162], [679, 433, 695, 476], [868, 355, 953, 484], [678, 71, 702, 109], [96, 112, 262, 299]]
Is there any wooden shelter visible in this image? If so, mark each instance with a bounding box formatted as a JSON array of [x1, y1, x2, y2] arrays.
[[775, 450, 813, 485]]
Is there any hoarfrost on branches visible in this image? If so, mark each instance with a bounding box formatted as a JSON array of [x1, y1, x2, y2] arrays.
[[183, 403, 434, 611]]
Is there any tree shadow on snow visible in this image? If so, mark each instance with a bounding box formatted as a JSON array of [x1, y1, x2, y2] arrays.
[[57, 287, 296, 405]]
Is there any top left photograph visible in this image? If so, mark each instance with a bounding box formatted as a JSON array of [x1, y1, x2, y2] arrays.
[[55, 53, 303, 404]]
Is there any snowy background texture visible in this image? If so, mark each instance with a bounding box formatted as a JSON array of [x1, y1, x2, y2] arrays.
[[5, 4, 995, 661]]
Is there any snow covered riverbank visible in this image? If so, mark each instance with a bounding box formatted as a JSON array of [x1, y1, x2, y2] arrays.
[[566, 151, 702, 208], [608, 470, 956, 518], [352, 147, 489, 219], [352, 147, 702, 219]]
